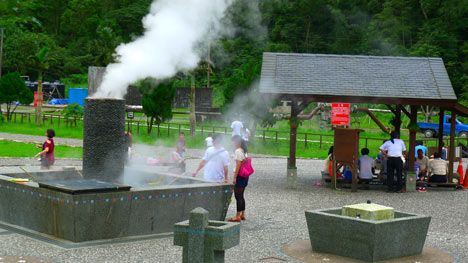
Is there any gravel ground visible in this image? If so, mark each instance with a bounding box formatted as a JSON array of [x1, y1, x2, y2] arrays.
[[0, 149, 467, 262]]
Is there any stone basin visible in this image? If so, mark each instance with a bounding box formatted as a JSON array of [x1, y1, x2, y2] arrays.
[[305, 207, 431, 262], [0, 170, 233, 242]]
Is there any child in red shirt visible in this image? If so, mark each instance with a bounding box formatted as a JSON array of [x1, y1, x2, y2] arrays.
[[34, 129, 55, 170]]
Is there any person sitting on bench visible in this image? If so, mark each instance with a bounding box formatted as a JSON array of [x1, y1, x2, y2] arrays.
[[427, 152, 448, 183], [415, 149, 429, 181], [358, 148, 375, 180]]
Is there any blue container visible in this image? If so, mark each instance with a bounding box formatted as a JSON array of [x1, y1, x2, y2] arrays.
[[68, 88, 88, 106]]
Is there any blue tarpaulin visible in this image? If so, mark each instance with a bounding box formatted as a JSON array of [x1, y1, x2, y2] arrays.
[[49, 99, 69, 105]]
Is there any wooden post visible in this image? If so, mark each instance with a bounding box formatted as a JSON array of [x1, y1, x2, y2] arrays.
[[408, 106, 418, 171], [448, 111, 456, 182], [395, 105, 402, 135], [438, 108, 444, 154], [289, 101, 299, 168]]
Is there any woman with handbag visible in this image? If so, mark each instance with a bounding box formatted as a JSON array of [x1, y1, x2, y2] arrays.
[[228, 135, 253, 222]]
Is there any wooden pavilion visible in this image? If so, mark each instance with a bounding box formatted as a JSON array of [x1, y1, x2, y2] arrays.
[[259, 52, 468, 189]]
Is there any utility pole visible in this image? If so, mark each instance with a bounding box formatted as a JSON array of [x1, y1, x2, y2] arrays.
[[0, 28, 4, 78]]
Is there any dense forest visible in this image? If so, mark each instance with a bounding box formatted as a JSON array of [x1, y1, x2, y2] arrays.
[[1, 0, 467, 106]]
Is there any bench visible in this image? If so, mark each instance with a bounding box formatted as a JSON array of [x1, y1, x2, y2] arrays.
[[416, 181, 460, 189], [321, 172, 379, 185]]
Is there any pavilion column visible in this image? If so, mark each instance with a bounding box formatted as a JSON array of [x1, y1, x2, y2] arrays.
[[408, 106, 418, 171], [438, 108, 445, 154], [287, 100, 299, 189], [395, 105, 402, 135], [448, 111, 456, 182]]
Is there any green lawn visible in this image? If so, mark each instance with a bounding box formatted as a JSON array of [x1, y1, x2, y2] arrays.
[[0, 140, 82, 159], [1, 113, 460, 159]]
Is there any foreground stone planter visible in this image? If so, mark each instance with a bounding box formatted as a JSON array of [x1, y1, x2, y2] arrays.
[[305, 207, 431, 262]]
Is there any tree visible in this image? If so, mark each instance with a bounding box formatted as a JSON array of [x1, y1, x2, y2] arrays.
[[61, 103, 83, 127], [28, 46, 55, 125], [139, 79, 176, 135], [0, 72, 34, 121]]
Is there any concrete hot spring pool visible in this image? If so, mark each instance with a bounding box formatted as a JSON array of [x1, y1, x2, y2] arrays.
[[0, 98, 232, 243], [0, 168, 233, 242]]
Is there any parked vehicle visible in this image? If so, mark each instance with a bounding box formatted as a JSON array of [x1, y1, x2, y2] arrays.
[[418, 116, 468, 138]]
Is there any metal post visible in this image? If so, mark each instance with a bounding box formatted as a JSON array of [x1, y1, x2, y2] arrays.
[[168, 123, 170, 137], [28, 113, 31, 123], [224, 127, 227, 134], [201, 126, 204, 137], [137, 121, 140, 134], [263, 130, 266, 143], [157, 124, 160, 137], [21, 113, 23, 123], [14, 112, 16, 122], [276, 131, 278, 143]]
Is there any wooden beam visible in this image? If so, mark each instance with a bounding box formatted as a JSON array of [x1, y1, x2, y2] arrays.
[[400, 106, 411, 119], [262, 93, 458, 108], [408, 106, 418, 172], [386, 105, 396, 114], [448, 112, 456, 182], [438, 108, 445, 154], [356, 107, 389, 133]]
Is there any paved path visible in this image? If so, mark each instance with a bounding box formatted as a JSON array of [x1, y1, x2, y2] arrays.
[[0, 156, 467, 262], [0, 132, 83, 147]]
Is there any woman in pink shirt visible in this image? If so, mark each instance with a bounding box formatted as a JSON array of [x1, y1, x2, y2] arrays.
[[34, 129, 55, 170]]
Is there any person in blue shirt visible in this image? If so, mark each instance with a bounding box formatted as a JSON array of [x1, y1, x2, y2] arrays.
[[414, 140, 427, 157]]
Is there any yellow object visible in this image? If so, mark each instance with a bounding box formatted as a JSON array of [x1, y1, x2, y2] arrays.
[[342, 203, 394, 221], [9, 179, 29, 182]]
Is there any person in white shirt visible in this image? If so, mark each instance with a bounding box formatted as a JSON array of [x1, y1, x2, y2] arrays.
[[242, 127, 250, 142], [358, 148, 375, 180], [205, 133, 213, 148], [231, 118, 243, 137], [379, 131, 407, 193], [192, 135, 230, 183]]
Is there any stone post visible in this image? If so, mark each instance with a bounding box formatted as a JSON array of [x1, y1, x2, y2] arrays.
[[174, 207, 240, 263], [83, 98, 126, 182], [87, 67, 106, 97]]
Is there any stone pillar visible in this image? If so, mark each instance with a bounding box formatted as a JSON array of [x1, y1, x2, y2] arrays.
[[83, 98, 126, 182], [87, 67, 106, 97], [174, 207, 240, 263]]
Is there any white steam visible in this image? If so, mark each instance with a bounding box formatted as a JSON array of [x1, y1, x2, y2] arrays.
[[95, 0, 235, 98]]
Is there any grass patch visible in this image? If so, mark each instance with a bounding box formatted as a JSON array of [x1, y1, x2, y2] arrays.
[[0, 121, 84, 139], [0, 140, 82, 159]]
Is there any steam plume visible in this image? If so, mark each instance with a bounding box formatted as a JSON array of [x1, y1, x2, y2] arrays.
[[95, 0, 235, 98]]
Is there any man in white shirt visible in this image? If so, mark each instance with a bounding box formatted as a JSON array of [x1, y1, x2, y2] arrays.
[[205, 133, 213, 148], [358, 148, 375, 180], [242, 127, 250, 142], [192, 134, 230, 183], [379, 131, 407, 193], [231, 118, 243, 137]]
